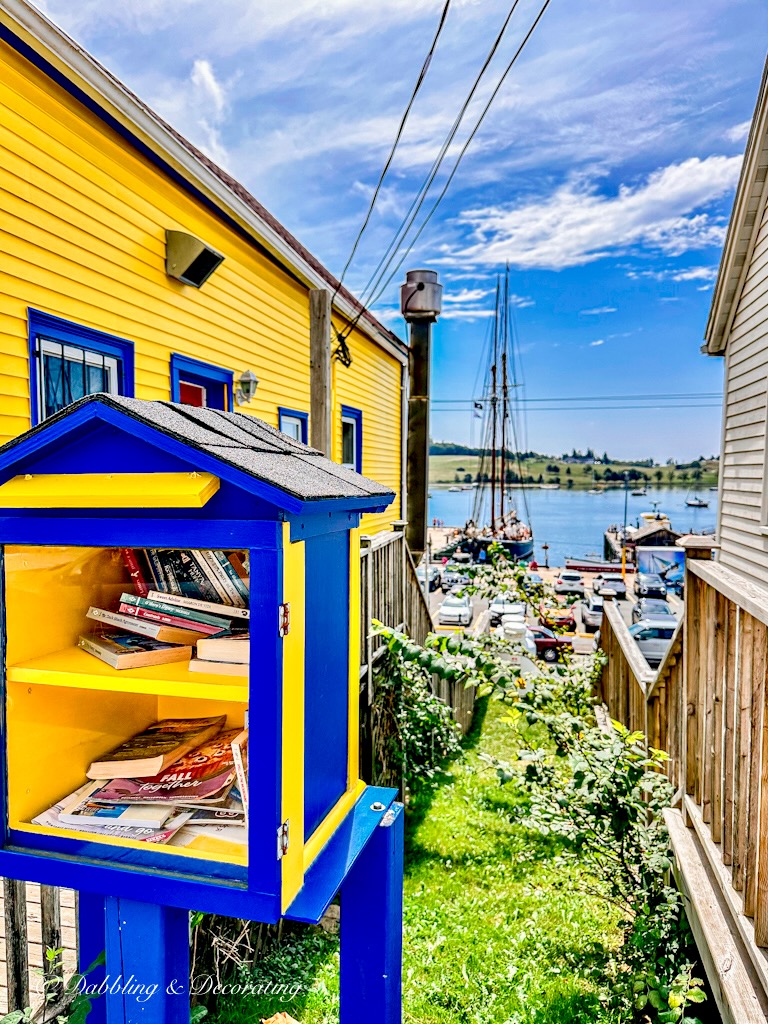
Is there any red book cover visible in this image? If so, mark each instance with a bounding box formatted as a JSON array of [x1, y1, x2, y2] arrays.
[[121, 548, 149, 597], [118, 603, 224, 636], [91, 730, 241, 804]]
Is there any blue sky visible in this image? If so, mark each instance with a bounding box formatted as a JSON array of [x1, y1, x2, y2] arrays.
[[39, 0, 768, 460]]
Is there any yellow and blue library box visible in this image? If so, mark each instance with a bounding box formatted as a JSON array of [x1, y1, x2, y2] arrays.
[[0, 394, 404, 1024]]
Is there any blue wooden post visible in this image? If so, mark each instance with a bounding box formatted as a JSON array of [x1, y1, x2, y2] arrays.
[[77, 891, 107, 1024], [102, 898, 190, 1024], [339, 802, 404, 1024]]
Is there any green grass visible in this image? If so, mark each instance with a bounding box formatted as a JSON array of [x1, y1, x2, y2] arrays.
[[430, 454, 719, 489], [208, 699, 622, 1024]]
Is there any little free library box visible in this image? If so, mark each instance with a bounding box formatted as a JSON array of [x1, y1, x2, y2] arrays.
[[0, 394, 402, 936]]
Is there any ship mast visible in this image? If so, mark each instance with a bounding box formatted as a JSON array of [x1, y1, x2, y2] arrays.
[[489, 279, 500, 531]]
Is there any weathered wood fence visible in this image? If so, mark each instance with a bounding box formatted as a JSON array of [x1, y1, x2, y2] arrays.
[[599, 543, 768, 1023]]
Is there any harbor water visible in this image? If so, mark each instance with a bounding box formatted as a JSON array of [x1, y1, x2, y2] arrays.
[[428, 486, 718, 567]]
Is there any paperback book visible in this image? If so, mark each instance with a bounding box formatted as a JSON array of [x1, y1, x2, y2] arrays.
[[78, 632, 192, 670], [146, 590, 249, 620], [89, 729, 241, 805], [196, 635, 250, 664], [86, 606, 207, 645], [87, 716, 226, 780], [34, 787, 193, 844]]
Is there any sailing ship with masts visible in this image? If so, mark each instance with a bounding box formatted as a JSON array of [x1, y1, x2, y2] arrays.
[[457, 270, 534, 562]]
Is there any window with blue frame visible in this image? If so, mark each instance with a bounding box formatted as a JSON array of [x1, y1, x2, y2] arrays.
[[278, 408, 308, 444], [28, 310, 135, 424], [341, 405, 363, 472], [170, 354, 233, 411]]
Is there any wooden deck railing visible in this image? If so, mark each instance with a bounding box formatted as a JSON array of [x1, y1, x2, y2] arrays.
[[600, 547, 768, 1023]]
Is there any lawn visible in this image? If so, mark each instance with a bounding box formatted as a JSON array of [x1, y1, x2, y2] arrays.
[[209, 698, 622, 1024]]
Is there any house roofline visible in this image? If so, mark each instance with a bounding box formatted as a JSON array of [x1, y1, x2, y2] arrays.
[[705, 53, 768, 357], [0, 0, 408, 365]]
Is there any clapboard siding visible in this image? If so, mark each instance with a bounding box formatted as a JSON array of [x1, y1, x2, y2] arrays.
[[0, 38, 404, 532], [718, 193, 768, 584]]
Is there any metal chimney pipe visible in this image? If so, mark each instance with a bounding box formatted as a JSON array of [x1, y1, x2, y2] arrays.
[[401, 270, 442, 561]]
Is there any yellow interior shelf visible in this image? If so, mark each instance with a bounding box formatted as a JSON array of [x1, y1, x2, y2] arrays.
[[7, 647, 248, 702]]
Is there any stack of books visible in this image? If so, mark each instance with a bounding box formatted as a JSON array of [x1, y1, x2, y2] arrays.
[[77, 548, 250, 671], [34, 717, 248, 848]]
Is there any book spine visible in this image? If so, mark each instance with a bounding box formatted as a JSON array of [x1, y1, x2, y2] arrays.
[[122, 593, 233, 628], [182, 552, 221, 602], [146, 590, 250, 620], [120, 548, 150, 597], [78, 636, 119, 668], [214, 551, 249, 603], [227, 552, 250, 588], [155, 551, 182, 596], [87, 606, 160, 638], [146, 549, 170, 592], [165, 550, 206, 599], [199, 550, 245, 606], [193, 551, 233, 603], [118, 603, 223, 635], [230, 734, 249, 825]]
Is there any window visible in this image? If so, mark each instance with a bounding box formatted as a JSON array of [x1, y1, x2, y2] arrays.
[[340, 405, 362, 472], [278, 408, 308, 444], [170, 354, 233, 411], [28, 310, 134, 424]]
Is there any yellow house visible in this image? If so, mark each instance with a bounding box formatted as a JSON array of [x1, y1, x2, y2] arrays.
[[0, 0, 408, 535]]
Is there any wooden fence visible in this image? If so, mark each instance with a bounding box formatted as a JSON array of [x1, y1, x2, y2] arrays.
[[599, 547, 768, 1023]]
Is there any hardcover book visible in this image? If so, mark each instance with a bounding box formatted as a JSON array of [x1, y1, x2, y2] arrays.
[[86, 715, 226, 779], [78, 632, 193, 670], [195, 635, 250, 664]]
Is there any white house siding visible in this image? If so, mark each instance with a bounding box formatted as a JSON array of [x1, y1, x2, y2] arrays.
[[718, 196, 768, 587]]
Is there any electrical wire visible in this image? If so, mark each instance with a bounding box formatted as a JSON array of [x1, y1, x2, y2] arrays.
[[330, 0, 453, 304], [337, 0, 529, 341]]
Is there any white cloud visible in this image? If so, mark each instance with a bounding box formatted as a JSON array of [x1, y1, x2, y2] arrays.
[[726, 120, 751, 143], [589, 339, 605, 346], [191, 59, 227, 118], [443, 288, 494, 303], [449, 155, 742, 270], [580, 306, 617, 315], [440, 308, 496, 320], [671, 265, 718, 282]]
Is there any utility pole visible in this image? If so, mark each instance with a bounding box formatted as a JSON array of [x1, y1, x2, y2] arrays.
[[401, 270, 443, 561], [622, 471, 629, 580]]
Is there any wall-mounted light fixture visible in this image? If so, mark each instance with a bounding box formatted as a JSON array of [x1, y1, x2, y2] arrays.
[[166, 230, 224, 288], [235, 369, 259, 406]]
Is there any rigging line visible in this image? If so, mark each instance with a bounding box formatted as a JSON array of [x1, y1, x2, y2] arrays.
[[431, 391, 721, 403], [434, 403, 723, 412], [330, 0, 453, 305], [364, 0, 555, 311], [337, 0, 526, 340]]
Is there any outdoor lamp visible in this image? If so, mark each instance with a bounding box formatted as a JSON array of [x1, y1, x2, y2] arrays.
[[235, 369, 259, 405]]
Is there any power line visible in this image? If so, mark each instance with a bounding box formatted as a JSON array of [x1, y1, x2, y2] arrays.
[[434, 403, 723, 412], [331, 0, 452, 302], [337, 0, 529, 342], [365, 0, 555, 310], [432, 392, 722, 404]]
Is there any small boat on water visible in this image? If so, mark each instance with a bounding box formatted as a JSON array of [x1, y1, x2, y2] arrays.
[[686, 495, 709, 508], [587, 488, 604, 495], [448, 486, 461, 492], [631, 488, 647, 496]]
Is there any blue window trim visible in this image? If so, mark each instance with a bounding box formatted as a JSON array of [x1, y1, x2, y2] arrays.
[[340, 405, 363, 473], [170, 353, 233, 411], [278, 407, 309, 444], [28, 308, 135, 426]]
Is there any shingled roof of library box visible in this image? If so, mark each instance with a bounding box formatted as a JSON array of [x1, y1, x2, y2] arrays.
[[0, 394, 395, 513]]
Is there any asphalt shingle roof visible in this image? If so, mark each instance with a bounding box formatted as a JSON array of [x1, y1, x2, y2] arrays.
[[0, 394, 394, 505]]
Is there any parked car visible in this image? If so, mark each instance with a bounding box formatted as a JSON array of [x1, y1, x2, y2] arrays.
[[634, 573, 667, 599], [489, 594, 527, 626], [441, 564, 470, 593], [438, 593, 473, 626], [553, 571, 585, 596], [522, 571, 544, 594], [592, 573, 627, 599], [416, 563, 441, 592], [629, 618, 677, 667], [632, 599, 676, 625], [539, 600, 576, 631], [580, 593, 604, 633], [527, 624, 573, 662]]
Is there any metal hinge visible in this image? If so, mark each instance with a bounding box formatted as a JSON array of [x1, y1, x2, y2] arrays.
[[277, 819, 290, 859], [278, 603, 290, 637]]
